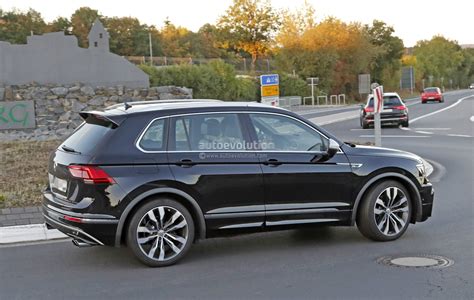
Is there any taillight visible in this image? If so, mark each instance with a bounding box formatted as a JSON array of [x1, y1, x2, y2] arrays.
[[68, 165, 115, 184], [364, 107, 374, 113], [393, 105, 407, 110]]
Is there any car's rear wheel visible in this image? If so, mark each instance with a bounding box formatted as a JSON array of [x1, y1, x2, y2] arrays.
[[401, 118, 409, 127], [361, 119, 369, 129], [127, 198, 195, 267], [357, 180, 411, 241]]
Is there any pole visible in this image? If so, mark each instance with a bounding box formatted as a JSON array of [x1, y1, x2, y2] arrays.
[[374, 113, 382, 147], [149, 32, 153, 66], [311, 78, 315, 106]]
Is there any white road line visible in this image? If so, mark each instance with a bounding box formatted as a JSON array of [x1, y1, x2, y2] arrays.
[[359, 135, 430, 138], [350, 129, 366, 131], [414, 128, 451, 130], [411, 95, 474, 123], [470, 116, 474, 122], [415, 131, 433, 134], [447, 134, 472, 138]]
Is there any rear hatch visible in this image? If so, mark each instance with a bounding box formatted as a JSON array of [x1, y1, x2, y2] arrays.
[[366, 96, 406, 119], [47, 113, 120, 205]]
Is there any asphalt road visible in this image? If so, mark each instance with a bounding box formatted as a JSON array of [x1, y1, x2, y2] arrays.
[[1, 91, 473, 299]]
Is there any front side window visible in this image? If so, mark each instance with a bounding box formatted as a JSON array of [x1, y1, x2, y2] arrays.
[[139, 119, 165, 151], [249, 114, 327, 152], [171, 113, 245, 151]]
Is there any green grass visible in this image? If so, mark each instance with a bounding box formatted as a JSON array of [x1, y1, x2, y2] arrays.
[[0, 140, 60, 208]]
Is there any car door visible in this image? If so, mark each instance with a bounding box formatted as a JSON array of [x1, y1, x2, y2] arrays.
[[167, 112, 265, 231], [244, 112, 353, 227]]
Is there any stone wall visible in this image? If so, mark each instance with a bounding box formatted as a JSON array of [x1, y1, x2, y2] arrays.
[[0, 83, 192, 141]]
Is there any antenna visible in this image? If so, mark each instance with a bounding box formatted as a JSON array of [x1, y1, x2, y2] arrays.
[[124, 102, 132, 110]]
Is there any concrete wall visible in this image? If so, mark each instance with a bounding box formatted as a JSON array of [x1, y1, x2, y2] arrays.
[[0, 32, 149, 88]]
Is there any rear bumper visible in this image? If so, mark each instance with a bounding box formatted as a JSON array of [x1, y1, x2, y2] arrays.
[[419, 183, 434, 222], [42, 202, 119, 246], [364, 115, 408, 124]]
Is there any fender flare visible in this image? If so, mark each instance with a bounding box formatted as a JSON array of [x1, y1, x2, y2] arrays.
[[350, 172, 422, 225], [114, 188, 206, 247]]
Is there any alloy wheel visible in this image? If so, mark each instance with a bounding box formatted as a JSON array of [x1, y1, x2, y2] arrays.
[[136, 206, 189, 261], [374, 187, 409, 236]]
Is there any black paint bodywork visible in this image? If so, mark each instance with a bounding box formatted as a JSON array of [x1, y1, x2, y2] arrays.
[[42, 102, 434, 247]]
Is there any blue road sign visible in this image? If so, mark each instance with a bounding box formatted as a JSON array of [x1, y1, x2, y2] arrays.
[[260, 74, 279, 86]]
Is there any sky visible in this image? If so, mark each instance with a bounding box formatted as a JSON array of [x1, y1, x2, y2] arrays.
[[0, 0, 471, 47]]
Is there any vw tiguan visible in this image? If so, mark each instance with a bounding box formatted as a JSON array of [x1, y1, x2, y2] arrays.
[[43, 100, 434, 267]]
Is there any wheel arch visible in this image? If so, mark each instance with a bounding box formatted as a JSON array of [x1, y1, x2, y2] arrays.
[[114, 188, 206, 247], [351, 172, 422, 226]]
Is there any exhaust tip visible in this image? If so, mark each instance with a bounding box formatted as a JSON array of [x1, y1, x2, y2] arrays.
[[72, 239, 93, 248]]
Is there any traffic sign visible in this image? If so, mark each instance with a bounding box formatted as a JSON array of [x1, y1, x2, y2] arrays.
[[260, 74, 279, 86], [261, 85, 279, 97]]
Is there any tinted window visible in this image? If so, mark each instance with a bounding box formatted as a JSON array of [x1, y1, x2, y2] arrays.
[[139, 119, 165, 151], [368, 96, 402, 107], [249, 114, 327, 152], [60, 122, 112, 154], [424, 88, 439, 93], [171, 113, 245, 151]]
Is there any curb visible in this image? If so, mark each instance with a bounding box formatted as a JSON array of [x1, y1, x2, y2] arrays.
[[0, 159, 436, 246]]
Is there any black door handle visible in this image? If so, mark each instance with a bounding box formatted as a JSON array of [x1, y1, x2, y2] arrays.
[[176, 159, 195, 167], [263, 158, 282, 166]]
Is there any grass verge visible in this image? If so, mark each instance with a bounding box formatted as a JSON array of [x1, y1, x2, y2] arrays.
[[0, 140, 60, 208]]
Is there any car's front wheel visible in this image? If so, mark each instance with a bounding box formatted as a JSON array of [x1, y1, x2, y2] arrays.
[[127, 198, 195, 267], [357, 180, 411, 241]]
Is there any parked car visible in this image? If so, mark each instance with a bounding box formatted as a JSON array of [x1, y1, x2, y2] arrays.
[[421, 87, 444, 103], [469, 83, 474, 89], [360, 92, 409, 129], [43, 100, 434, 267]]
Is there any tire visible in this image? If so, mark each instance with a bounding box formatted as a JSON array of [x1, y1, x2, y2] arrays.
[[356, 180, 411, 241], [362, 119, 369, 129], [401, 119, 409, 127], [127, 198, 195, 267]]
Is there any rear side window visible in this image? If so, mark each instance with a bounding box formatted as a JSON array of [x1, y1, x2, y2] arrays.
[[170, 113, 245, 151], [60, 122, 113, 155], [139, 119, 166, 151], [368, 96, 402, 107]]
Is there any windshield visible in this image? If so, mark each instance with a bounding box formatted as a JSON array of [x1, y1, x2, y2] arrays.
[[424, 88, 439, 93]]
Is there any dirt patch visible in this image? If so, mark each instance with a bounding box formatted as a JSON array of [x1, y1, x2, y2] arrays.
[[0, 140, 60, 208]]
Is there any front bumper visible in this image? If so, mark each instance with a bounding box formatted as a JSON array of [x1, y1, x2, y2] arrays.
[[42, 195, 119, 246], [419, 183, 434, 222]]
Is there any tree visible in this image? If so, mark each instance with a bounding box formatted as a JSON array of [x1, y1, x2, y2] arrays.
[[71, 7, 100, 47], [414, 36, 464, 87], [0, 8, 47, 44], [105, 17, 150, 56], [365, 20, 404, 88], [218, 0, 279, 70], [48, 17, 72, 34]]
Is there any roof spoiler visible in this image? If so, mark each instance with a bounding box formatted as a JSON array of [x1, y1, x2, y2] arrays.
[[79, 111, 124, 128]]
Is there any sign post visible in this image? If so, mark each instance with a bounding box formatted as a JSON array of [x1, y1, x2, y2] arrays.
[[371, 83, 383, 147], [260, 74, 280, 106], [306, 77, 319, 105]]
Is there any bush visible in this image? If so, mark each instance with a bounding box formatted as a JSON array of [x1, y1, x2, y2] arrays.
[[278, 73, 309, 97], [140, 61, 259, 101]]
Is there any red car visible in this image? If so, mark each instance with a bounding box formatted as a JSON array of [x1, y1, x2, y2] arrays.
[[421, 87, 444, 103]]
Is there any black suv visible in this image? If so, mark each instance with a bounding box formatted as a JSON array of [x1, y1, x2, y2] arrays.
[[43, 100, 434, 267]]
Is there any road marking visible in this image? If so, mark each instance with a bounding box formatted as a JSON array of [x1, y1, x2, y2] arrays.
[[411, 95, 474, 123], [350, 129, 367, 131], [470, 116, 474, 122], [360, 135, 430, 138], [400, 127, 411, 131], [414, 128, 451, 130], [415, 131, 433, 134], [447, 134, 472, 138]]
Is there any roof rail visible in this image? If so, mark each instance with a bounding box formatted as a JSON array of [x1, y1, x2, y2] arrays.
[[105, 99, 222, 110]]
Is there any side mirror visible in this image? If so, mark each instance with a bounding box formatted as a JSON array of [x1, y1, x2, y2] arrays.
[[327, 138, 339, 158]]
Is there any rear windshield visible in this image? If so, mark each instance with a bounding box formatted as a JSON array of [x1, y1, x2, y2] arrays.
[[424, 88, 438, 93], [368, 96, 402, 107], [60, 122, 113, 155]]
